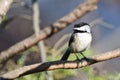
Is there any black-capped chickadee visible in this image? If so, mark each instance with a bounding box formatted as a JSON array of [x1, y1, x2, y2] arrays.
[[61, 22, 92, 60]]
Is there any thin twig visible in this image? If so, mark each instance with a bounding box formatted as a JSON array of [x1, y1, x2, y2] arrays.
[[90, 18, 114, 29], [32, 0, 53, 80]]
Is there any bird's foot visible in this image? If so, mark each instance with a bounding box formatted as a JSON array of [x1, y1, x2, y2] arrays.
[[81, 56, 89, 61]]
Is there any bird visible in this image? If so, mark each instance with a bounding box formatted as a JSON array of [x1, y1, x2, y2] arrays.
[[61, 22, 92, 60]]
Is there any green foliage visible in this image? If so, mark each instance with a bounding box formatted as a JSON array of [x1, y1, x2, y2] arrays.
[[1, 16, 9, 29], [53, 69, 77, 80], [16, 73, 42, 80], [2, 16, 7, 22], [68, 48, 94, 60], [82, 66, 120, 80]]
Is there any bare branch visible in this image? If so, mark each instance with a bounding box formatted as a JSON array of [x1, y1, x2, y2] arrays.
[[0, 0, 99, 64], [0, 0, 13, 24], [90, 18, 114, 29], [32, 0, 53, 80], [0, 48, 120, 80]]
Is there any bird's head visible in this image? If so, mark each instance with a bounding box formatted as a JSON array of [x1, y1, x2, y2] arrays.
[[73, 22, 91, 33]]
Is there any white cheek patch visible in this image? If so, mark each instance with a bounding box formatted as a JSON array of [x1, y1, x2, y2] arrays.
[[74, 28, 82, 31], [74, 25, 91, 33]]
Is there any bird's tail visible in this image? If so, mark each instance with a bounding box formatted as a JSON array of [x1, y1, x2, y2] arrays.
[[60, 47, 71, 60]]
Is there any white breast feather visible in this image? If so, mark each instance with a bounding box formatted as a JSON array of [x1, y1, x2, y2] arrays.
[[72, 33, 92, 53]]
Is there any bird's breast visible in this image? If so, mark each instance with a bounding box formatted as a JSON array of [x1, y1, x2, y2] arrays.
[[71, 33, 92, 53]]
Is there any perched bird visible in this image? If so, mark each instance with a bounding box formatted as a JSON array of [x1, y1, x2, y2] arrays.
[[61, 22, 92, 60]]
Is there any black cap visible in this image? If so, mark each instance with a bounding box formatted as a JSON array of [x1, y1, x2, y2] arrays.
[[74, 22, 89, 28]]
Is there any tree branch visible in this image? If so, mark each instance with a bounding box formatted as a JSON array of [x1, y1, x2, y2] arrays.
[[0, 0, 13, 24], [0, 0, 99, 64], [0, 48, 120, 80]]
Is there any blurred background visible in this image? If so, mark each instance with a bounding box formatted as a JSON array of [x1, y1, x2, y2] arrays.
[[0, 0, 120, 80]]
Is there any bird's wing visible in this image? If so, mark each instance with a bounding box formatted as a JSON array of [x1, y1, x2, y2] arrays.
[[61, 33, 74, 60], [60, 47, 71, 60], [68, 33, 74, 46]]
